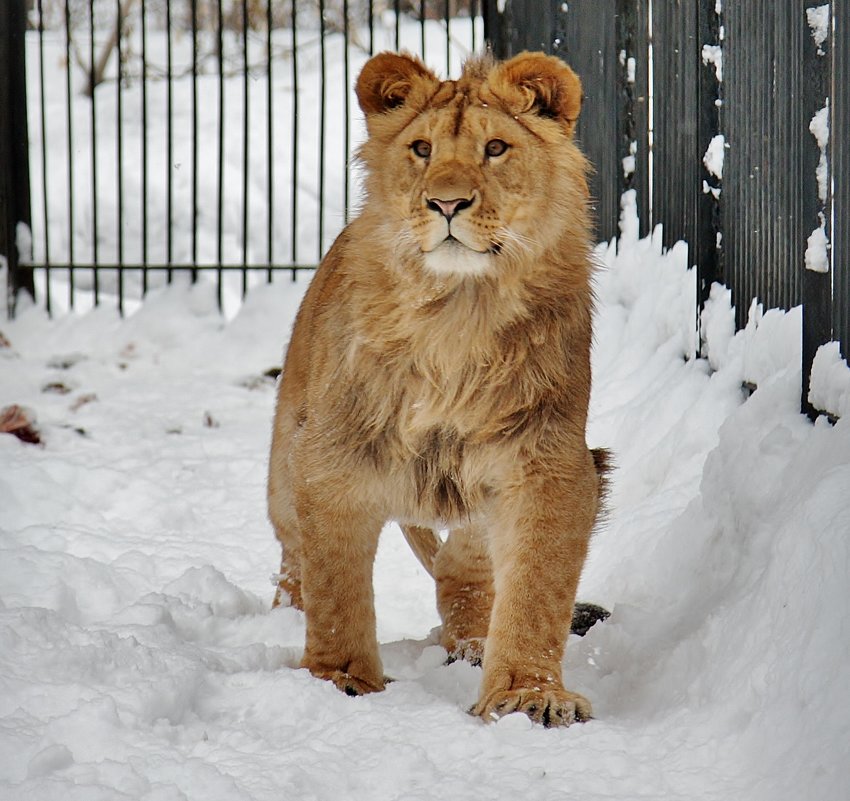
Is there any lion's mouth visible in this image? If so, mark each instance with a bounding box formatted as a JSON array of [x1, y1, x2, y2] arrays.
[[430, 235, 490, 256]]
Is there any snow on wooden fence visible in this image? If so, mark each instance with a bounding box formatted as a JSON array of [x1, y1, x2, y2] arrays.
[[494, 0, 847, 417]]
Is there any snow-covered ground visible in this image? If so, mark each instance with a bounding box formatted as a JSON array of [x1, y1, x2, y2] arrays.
[[3, 200, 849, 799], [4, 14, 850, 801]]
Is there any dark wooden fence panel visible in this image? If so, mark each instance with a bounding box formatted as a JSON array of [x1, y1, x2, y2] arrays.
[[724, 1, 807, 330], [651, 0, 700, 254]]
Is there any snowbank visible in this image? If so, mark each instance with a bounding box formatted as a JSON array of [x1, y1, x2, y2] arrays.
[[2, 204, 849, 799]]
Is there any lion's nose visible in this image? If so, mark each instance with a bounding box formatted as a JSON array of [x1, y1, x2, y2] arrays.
[[426, 196, 474, 222]]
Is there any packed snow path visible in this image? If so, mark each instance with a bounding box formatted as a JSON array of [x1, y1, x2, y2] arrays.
[[2, 221, 849, 800]]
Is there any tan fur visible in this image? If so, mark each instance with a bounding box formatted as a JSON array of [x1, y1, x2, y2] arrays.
[[268, 51, 605, 726]]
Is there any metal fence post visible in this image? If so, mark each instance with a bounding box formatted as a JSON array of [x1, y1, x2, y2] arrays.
[[801, 0, 833, 418], [831, 0, 850, 365], [696, 0, 723, 313], [0, 0, 34, 316]]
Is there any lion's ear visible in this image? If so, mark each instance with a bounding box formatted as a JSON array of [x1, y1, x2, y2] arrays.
[[356, 52, 440, 116], [492, 52, 583, 135]]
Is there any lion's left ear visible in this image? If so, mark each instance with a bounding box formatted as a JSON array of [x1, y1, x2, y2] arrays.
[[356, 52, 440, 117], [492, 52, 583, 135]]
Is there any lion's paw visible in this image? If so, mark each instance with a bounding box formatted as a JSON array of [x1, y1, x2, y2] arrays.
[[444, 637, 486, 667], [310, 668, 388, 697], [471, 687, 592, 728]]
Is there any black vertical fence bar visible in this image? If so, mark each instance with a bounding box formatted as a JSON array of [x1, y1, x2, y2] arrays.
[[394, 0, 401, 50], [116, 0, 124, 315], [471, 0, 478, 54], [64, 0, 75, 308], [192, 0, 199, 283], [695, 0, 723, 313], [420, 0, 426, 61], [89, 0, 99, 304], [242, 0, 249, 295], [483, 0, 508, 59], [834, 0, 850, 358], [141, 0, 148, 298], [290, 0, 299, 280], [344, 0, 351, 223], [616, 0, 650, 236], [166, 0, 174, 281], [319, 0, 327, 261], [267, 0, 274, 279], [38, 0, 51, 314], [801, 0, 833, 417], [217, 0, 225, 306], [368, 0, 374, 55], [445, 0, 451, 75], [0, 0, 34, 315]]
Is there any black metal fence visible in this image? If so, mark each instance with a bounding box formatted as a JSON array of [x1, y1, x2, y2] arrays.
[[2, 0, 483, 316], [2, 0, 847, 417], [494, 0, 848, 417]]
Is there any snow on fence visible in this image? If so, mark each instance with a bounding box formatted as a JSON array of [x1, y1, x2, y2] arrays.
[[0, 0, 847, 418], [497, 0, 848, 419]]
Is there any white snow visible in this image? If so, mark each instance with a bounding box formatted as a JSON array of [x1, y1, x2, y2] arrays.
[[806, 102, 830, 273], [809, 101, 830, 203], [809, 342, 850, 419], [806, 4, 830, 55], [805, 220, 830, 273], [3, 191, 849, 800], [702, 133, 725, 181], [701, 43, 723, 82]]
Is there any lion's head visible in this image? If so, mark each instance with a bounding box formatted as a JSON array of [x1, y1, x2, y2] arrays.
[[354, 51, 590, 279]]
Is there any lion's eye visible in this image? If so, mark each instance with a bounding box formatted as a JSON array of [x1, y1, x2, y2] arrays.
[[411, 140, 432, 159], [485, 139, 509, 158]]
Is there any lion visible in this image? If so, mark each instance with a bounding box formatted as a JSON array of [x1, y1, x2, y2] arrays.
[[267, 50, 608, 727]]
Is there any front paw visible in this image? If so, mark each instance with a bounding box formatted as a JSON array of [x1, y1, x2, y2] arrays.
[[471, 687, 592, 727], [308, 667, 388, 696]]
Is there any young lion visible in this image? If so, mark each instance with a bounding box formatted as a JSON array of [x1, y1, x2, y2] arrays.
[[268, 50, 607, 727]]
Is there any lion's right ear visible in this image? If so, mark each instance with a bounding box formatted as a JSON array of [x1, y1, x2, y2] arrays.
[[356, 52, 440, 116]]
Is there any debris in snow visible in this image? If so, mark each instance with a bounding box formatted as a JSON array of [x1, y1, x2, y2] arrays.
[[203, 411, 220, 428], [807, 4, 830, 55], [0, 404, 42, 445], [69, 392, 98, 412], [42, 381, 73, 395], [0, 331, 11, 349]]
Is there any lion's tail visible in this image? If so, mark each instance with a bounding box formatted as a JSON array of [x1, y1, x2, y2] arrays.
[[401, 525, 443, 577]]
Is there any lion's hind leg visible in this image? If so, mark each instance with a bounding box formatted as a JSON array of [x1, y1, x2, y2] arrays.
[[271, 534, 303, 610], [433, 525, 495, 666]]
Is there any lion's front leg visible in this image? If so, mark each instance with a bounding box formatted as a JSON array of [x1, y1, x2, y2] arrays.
[[296, 485, 386, 696], [473, 453, 599, 727]]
